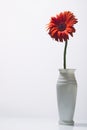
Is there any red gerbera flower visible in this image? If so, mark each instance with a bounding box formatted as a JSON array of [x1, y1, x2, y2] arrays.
[[47, 11, 78, 42]]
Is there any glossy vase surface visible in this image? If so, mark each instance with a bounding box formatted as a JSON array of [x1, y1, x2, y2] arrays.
[[56, 69, 77, 125]]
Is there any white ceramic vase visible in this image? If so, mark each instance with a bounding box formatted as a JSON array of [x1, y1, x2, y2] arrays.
[[56, 69, 77, 125]]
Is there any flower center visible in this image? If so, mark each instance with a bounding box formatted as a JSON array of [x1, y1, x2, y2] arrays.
[[58, 23, 66, 31]]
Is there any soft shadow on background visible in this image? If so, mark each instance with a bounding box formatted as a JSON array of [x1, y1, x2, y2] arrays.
[[59, 125, 74, 130], [59, 122, 87, 130], [74, 122, 87, 127]]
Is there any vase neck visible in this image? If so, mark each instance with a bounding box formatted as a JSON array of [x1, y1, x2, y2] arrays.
[[58, 69, 77, 84]]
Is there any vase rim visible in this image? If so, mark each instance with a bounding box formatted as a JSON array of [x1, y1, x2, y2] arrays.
[[59, 69, 76, 73]]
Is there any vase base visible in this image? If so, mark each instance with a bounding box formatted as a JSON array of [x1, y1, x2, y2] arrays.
[[59, 120, 74, 126]]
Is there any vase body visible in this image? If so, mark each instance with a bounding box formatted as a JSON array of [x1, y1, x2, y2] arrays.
[[56, 69, 77, 125]]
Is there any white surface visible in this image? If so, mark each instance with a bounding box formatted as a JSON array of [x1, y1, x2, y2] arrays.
[[0, 0, 87, 122], [0, 118, 87, 130]]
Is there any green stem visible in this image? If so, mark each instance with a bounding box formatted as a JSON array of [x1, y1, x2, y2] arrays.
[[63, 40, 68, 69]]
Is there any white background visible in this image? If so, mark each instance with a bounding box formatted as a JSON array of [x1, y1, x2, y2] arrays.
[[0, 0, 87, 123]]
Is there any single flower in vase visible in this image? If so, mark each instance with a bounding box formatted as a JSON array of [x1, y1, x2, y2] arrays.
[[46, 11, 78, 125], [46, 11, 78, 69]]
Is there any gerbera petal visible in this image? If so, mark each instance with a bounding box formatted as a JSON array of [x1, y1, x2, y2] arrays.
[[55, 36, 58, 41], [65, 11, 78, 26], [69, 32, 73, 37], [51, 29, 58, 37], [46, 23, 56, 30], [63, 32, 69, 41], [58, 32, 63, 42], [66, 27, 75, 33], [51, 17, 58, 24], [50, 27, 59, 32]]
